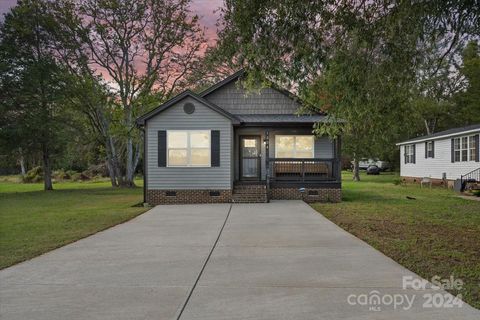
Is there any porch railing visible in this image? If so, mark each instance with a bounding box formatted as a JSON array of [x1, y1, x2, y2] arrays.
[[267, 158, 338, 182]]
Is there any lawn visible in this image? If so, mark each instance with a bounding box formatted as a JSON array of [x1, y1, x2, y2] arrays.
[[311, 171, 480, 309], [0, 178, 147, 269]]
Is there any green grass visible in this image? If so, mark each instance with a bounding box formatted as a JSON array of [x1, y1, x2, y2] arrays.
[[311, 171, 480, 309], [0, 178, 147, 269]]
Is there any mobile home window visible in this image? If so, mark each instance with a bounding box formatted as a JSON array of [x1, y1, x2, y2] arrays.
[[275, 135, 314, 158], [469, 135, 477, 161], [426, 141, 434, 158], [167, 130, 210, 167], [405, 144, 415, 163], [454, 135, 476, 162]]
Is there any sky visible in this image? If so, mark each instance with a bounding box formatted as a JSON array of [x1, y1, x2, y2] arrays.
[[0, 0, 224, 43]]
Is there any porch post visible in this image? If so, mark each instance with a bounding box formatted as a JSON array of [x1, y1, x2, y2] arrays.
[[334, 136, 342, 181], [264, 129, 270, 201]]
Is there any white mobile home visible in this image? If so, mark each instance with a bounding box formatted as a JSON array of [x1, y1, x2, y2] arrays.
[[396, 124, 480, 185]]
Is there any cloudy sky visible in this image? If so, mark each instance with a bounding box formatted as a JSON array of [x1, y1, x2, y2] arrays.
[[0, 0, 224, 42]]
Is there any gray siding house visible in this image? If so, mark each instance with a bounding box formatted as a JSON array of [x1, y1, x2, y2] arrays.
[[136, 70, 342, 204]]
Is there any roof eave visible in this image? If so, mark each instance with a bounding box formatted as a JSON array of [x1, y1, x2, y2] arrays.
[[396, 128, 480, 146]]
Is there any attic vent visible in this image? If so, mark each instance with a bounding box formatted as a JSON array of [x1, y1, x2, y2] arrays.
[[183, 102, 195, 114]]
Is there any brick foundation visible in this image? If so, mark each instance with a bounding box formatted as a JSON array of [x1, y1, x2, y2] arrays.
[[270, 187, 341, 203], [147, 187, 341, 204], [147, 189, 232, 205], [401, 176, 453, 188]]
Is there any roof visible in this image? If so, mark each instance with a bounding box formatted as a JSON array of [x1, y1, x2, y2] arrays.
[[199, 69, 320, 114], [235, 114, 330, 125], [136, 70, 334, 126], [136, 90, 240, 126], [396, 124, 480, 145], [199, 69, 245, 97]]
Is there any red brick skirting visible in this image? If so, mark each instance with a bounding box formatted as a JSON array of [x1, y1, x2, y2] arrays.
[[270, 187, 341, 203], [147, 187, 341, 204], [147, 189, 232, 205]]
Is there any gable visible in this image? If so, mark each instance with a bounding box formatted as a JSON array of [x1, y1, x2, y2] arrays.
[[202, 79, 302, 115], [145, 96, 233, 125], [136, 90, 238, 126]]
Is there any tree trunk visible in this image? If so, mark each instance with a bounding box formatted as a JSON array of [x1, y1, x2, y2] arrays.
[[42, 143, 53, 190], [352, 156, 361, 182], [109, 137, 124, 186], [104, 136, 117, 187], [19, 148, 26, 176], [124, 134, 136, 187]]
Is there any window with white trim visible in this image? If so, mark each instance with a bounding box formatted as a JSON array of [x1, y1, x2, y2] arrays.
[[405, 144, 415, 163], [426, 141, 434, 158], [275, 135, 314, 158], [167, 130, 210, 167], [469, 135, 477, 161], [454, 135, 476, 162]]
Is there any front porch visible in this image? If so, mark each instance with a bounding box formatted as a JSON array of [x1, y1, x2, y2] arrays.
[[232, 125, 342, 202]]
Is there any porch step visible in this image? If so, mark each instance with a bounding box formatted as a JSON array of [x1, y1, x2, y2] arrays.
[[232, 184, 268, 203]]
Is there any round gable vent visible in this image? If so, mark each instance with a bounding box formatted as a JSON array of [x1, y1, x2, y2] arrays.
[[183, 102, 195, 114]]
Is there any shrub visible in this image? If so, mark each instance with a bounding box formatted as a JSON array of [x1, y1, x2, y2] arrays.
[[472, 189, 480, 197], [22, 166, 43, 183], [393, 178, 402, 185], [71, 172, 90, 181], [53, 169, 71, 181], [82, 163, 109, 178]]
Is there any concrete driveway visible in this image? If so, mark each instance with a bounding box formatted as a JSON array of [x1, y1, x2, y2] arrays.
[[1, 201, 478, 319]]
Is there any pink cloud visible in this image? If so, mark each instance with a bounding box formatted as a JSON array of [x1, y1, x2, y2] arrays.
[[1, 0, 223, 44]]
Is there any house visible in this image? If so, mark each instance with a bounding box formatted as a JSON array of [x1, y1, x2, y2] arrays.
[[136, 70, 342, 205], [396, 124, 480, 186]]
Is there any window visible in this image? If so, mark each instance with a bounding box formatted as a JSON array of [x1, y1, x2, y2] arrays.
[[405, 144, 415, 163], [167, 130, 210, 167], [454, 135, 477, 162], [469, 135, 477, 161], [275, 135, 314, 158], [426, 141, 434, 158]]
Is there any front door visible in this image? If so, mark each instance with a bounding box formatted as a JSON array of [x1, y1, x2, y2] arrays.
[[240, 136, 261, 180]]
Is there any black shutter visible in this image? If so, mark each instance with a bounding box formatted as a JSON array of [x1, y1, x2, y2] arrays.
[[412, 144, 416, 164], [404, 146, 407, 164], [425, 142, 427, 158], [211, 130, 220, 167], [476, 134, 479, 162], [431, 141, 435, 158], [451, 138, 455, 163], [158, 131, 167, 167]]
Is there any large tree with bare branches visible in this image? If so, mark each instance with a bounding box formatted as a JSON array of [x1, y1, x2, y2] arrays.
[[52, 0, 207, 187]]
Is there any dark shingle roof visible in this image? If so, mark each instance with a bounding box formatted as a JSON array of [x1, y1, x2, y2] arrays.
[[397, 124, 480, 145]]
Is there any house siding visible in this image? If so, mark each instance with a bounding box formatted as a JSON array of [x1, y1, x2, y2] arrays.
[[400, 133, 480, 180], [203, 80, 301, 115], [234, 127, 334, 180], [146, 96, 233, 190]]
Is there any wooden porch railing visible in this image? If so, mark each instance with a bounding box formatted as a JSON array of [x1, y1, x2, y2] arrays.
[[267, 158, 338, 182]]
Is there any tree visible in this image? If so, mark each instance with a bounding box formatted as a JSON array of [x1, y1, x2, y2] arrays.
[[51, 0, 208, 187], [0, 0, 71, 190], [216, 0, 479, 180], [453, 41, 480, 125]]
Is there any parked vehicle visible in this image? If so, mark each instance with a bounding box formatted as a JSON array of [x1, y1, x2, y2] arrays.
[[353, 158, 391, 171], [366, 165, 381, 175]]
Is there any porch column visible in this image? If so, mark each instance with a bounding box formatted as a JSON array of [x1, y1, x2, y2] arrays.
[[264, 129, 270, 199], [334, 136, 342, 181]]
